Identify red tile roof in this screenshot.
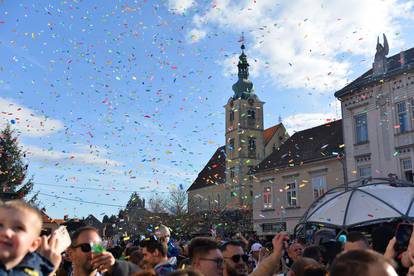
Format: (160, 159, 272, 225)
(263, 123, 283, 145)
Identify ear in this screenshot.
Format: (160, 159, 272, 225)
(29, 236, 42, 252)
(67, 248, 74, 261)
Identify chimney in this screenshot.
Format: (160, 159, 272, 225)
(400, 51, 405, 67)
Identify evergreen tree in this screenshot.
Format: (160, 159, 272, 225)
(0, 124, 33, 200)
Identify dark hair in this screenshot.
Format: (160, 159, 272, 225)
(220, 240, 243, 252)
(188, 237, 219, 260)
(303, 264, 328, 276)
(347, 231, 368, 246)
(303, 245, 323, 263)
(71, 226, 99, 246)
(140, 238, 167, 257)
(166, 269, 203, 276)
(290, 257, 318, 276)
(330, 249, 395, 276)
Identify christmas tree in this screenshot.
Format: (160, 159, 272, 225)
(0, 124, 33, 200)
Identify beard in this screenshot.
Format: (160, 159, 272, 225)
(81, 261, 95, 274)
(225, 263, 248, 276)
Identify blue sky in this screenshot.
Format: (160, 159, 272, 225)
(1, 0, 413, 219)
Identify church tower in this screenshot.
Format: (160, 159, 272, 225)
(224, 40, 265, 209)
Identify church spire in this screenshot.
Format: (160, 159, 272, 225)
(232, 33, 253, 99)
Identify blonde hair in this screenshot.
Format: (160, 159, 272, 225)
(0, 200, 43, 234)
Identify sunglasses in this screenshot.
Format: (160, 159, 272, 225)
(72, 243, 92, 253)
(199, 257, 224, 268)
(225, 254, 249, 263)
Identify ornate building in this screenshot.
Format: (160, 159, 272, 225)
(335, 34, 414, 182)
(187, 42, 287, 213)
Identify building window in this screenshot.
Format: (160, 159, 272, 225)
(286, 182, 297, 207)
(248, 137, 256, 157)
(401, 159, 413, 182)
(312, 175, 327, 199)
(216, 194, 220, 209)
(355, 114, 368, 143)
(229, 110, 234, 122)
(228, 138, 235, 152)
(230, 167, 235, 179)
(358, 165, 371, 178)
(397, 101, 408, 133)
(263, 187, 272, 209)
(247, 109, 255, 120)
(262, 222, 286, 232)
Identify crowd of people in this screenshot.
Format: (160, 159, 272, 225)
(2, 200, 414, 275)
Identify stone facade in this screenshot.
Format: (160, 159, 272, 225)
(335, 36, 414, 182)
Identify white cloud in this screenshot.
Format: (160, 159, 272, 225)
(284, 113, 338, 134)
(187, 28, 207, 43)
(23, 144, 123, 167)
(0, 97, 63, 137)
(167, 0, 195, 14)
(189, 0, 414, 92)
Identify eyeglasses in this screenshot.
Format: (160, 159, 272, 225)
(224, 254, 249, 263)
(199, 258, 224, 268)
(72, 243, 92, 253)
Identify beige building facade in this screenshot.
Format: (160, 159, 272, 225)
(252, 120, 344, 235)
(335, 35, 414, 182)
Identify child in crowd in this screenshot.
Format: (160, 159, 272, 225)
(0, 200, 60, 275)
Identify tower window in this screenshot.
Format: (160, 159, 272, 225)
(230, 110, 234, 122)
(247, 109, 255, 120)
(248, 137, 256, 158)
(230, 167, 235, 179)
(228, 138, 235, 152)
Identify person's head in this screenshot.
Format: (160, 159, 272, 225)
(343, 231, 369, 251)
(249, 243, 262, 260)
(156, 224, 171, 244)
(68, 226, 101, 274)
(130, 250, 144, 266)
(302, 264, 327, 276)
(189, 237, 223, 276)
(288, 242, 304, 262)
(165, 269, 204, 276)
(302, 245, 324, 264)
(330, 249, 397, 276)
(0, 200, 43, 269)
(220, 241, 248, 276)
(140, 238, 168, 267)
(287, 257, 318, 276)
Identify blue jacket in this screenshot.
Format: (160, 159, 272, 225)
(0, 252, 54, 276)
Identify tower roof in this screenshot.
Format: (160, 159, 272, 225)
(232, 35, 254, 100)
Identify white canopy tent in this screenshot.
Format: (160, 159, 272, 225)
(295, 178, 414, 235)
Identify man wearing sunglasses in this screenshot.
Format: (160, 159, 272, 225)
(67, 226, 140, 276)
(188, 237, 224, 276)
(221, 241, 248, 276)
